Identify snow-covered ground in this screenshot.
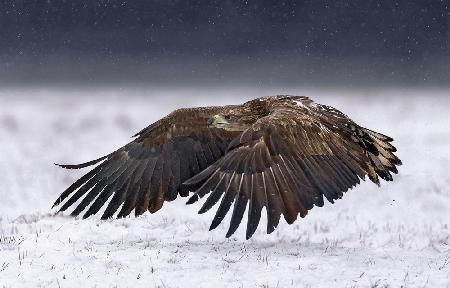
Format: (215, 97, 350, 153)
(0, 87, 449, 287)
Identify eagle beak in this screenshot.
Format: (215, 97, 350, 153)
(208, 115, 229, 128)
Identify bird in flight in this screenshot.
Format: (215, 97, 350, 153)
(53, 95, 401, 239)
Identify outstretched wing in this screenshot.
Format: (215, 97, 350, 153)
(53, 107, 238, 219)
(186, 99, 401, 239)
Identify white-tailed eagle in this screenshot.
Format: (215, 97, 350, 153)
(53, 95, 401, 239)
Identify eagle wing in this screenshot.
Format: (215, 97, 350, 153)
(186, 99, 401, 239)
(53, 107, 238, 219)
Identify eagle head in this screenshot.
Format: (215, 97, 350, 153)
(207, 109, 263, 132)
(207, 114, 247, 131)
(207, 98, 273, 131)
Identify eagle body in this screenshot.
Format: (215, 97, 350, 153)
(54, 96, 401, 239)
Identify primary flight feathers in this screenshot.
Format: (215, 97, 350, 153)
(53, 95, 401, 239)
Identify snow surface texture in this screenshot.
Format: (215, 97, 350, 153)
(0, 87, 449, 287)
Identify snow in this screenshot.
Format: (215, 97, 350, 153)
(0, 87, 449, 287)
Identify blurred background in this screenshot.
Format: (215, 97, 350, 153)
(0, 1, 449, 216)
(0, 0, 449, 87)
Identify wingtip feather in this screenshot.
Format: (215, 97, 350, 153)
(55, 155, 109, 170)
(186, 194, 199, 205)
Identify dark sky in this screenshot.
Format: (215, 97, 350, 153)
(0, 0, 449, 86)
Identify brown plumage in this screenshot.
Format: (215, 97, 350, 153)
(53, 95, 401, 239)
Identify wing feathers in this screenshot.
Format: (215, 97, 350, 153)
(226, 174, 249, 238)
(134, 159, 157, 215)
(68, 158, 130, 215)
(117, 180, 141, 218)
(61, 156, 128, 214)
(209, 172, 241, 230)
(246, 173, 265, 239)
(101, 177, 132, 219)
(86, 160, 140, 218)
(198, 173, 227, 214)
(189, 99, 400, 239)
(83, 184, 115, 219)
(52, 163, 105, 208)
(54, 109, 234, 219)
(271, 165, 299, 224)
(70, 179, 107, 217)
(264, 170, 283, 234)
